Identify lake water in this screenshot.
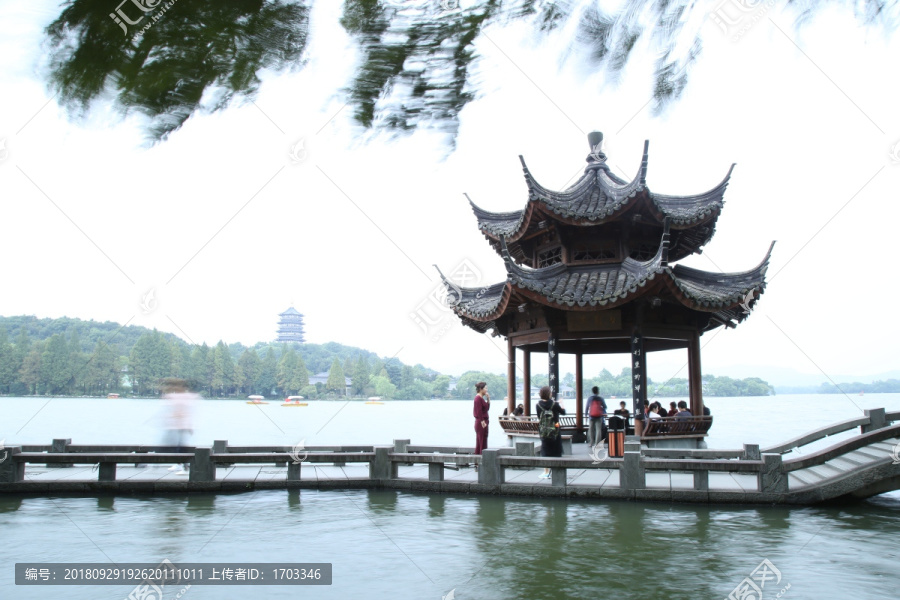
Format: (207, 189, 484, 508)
(3, 394, 900, 599)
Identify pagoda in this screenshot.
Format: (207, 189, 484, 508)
(438, 132, 773, 441)
(276, 307, 306, 343)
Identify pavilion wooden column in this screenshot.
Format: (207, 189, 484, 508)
(688, 331, 705, 416)
(575, 352, 584, 434)
(507, 337, 516, 416)
(548, 331, 559, 401)
(523, 349, 532, 416)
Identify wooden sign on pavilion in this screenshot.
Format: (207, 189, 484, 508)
(438, 132, 773, 444)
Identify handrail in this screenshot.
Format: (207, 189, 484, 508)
(13, 451, 375, 465)
(407, 445, 476, 454)
(761, 416, 869, 454)
(782, 423, 900, 472)
(643, 449, 745, 459)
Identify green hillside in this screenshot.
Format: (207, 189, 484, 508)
(0, 315, 441, 399)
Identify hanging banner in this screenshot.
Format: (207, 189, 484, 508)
(631, 331, 646, 424)
(548, 332, 559, 401)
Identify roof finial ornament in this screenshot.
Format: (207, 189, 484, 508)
(587, 131, 607, 164)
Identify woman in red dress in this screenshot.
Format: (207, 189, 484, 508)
(473, 381, 490, 455)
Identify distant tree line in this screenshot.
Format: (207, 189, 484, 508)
(817, 379, 900, 394)
(0, 315, 782, 400)
(0, 316, 444, 399)
(449, 368, 774, 400)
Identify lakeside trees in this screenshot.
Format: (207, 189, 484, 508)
(0, 316, 808, 399)
(0, 317, 441, 399)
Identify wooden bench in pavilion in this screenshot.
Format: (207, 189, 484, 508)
(643, 416, 713, 437)
(499, 415, 712, 449)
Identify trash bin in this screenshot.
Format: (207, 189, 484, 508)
(607, 416, 625, 458)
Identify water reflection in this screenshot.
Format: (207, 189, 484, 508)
(287, 489, 301, 509)
(366, 489, 398, 513)
(427, 494, 445, 518)
(186, 494, 215, 513)
(0, 497, 22, 513)
(96, 495, 115, 511)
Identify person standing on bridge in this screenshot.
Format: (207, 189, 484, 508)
(536, 385, 566, 479)
(162, 378, 199, 475)
(584, 386, 607, 447)
(473, 381, 490, 455)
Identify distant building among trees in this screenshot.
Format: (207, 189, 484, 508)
(276, 307, 306, 343)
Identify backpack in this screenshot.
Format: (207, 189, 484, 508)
(539, 403, 559, 439)
(589, 396, 604, 418)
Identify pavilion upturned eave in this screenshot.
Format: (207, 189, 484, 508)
(469, 157, 732, 253)
(437, 240, 774, 328)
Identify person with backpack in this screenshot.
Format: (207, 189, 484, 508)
(584, 386, 607, 447)
(536, 385, 566, 479)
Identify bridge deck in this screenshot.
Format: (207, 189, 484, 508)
(2, 409, 899, 505)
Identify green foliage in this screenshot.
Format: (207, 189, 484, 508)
(277, 347, 310, 396)
(351, 355, 371, 396)
(326, 357, 345, 395)
(46, 0, 309, 141)
(0, 315, 781, 400)
(0, 327, 18, 393)
(129, 331, 173, 396)
(38, 1, 900, 143)
(370, 374, 396, 399)
(453, 371, 508, 399)
(817, 379, 900, 394)
(41, 334, 71, 395)
(432, 374, 450, 398)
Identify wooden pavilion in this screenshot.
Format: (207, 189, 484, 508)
(438, 132, 773, 443)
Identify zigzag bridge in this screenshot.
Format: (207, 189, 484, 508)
(1, 408, 899, 505)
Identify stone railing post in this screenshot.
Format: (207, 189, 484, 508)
(0, 447, 24, 483)
(862, 408, 886, 434)
(287, 460, 302, 481)
(98, 463, 117, 481)
(478, 449, 503, 485)
(693, 470, 709, 491)
(621, 450, 645, 490)
(49, 438, 72, 468)
(550, 466, 567, 487)
(189, 448, 215, 482)
(759, 453, 787, 493)
(393, 439, 410, 453)
(743, 444, 761, 460)
(515, 442, 536, 457)
(428, 462, 444, 482)
(213, 440, 233, 468)
(370, 446, 395, 481)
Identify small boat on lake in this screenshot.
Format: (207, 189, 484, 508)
(246, 395, 268, 405)
(282, 396, 308, 407)
(365, 396, 384, 405)
(107, 393, 120, 399)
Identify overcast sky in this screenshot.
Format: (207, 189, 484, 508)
(1, 1, 898, 386)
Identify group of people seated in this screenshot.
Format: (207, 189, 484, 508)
(502, 398, 709, 422)
(648, 400, 695, 420)
(501, 402, 525, 418)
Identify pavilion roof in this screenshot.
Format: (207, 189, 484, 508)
(469, 140, 732, 258)
(437, 239, 774, 331)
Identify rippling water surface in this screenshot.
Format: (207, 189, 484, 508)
(3, 394, 900, 599)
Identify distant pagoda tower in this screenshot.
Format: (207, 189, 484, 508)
(276, 307, 306, 343)
(438, 132, 774, 443)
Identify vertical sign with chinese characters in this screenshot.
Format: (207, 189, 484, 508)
(548, 332, 559, 401)
(631, 331, 646, 421)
